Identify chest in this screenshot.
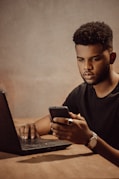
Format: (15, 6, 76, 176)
(84, 88, 119, 133)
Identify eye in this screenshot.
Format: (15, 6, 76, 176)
(77, 57, 84, 62)
(92, 56, 101, 61)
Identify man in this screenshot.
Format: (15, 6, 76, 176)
(19, 22, 119, 166)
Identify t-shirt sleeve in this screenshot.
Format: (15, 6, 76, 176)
(62, 86, 81, 114)
(63, 83, 87, 114)
(63, 92, 77, 113)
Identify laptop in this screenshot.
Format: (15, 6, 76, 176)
(0, 91, 71, 155)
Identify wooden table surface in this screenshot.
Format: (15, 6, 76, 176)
(0, 118, 118, 179)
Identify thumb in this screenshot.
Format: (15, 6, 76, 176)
(69, 112, 85, 121)
(69, 112, 77, 119)
(77, 113, 85, 121)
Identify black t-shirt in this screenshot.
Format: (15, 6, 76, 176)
(63, 82, 119, 149)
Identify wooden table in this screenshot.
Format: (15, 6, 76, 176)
(0, 118, 118, 179)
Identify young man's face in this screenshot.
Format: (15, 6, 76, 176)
(75, 44, 112, 85)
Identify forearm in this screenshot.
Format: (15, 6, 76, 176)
(93, 136, 119, 166)
(35, 115, 51, 136)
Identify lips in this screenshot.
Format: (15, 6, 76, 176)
(83, 72, 94, 79)
(83, 71, 94, 76)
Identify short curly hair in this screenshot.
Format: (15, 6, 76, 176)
(73, 21, 113, 50)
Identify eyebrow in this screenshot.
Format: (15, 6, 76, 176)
(77, 54, 102, 59)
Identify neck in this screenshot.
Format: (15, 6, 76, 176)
(93, 71, 119, 98)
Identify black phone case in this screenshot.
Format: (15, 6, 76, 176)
(49, 106, 70, 120)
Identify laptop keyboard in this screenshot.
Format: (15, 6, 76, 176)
(20, 138, 70, 150)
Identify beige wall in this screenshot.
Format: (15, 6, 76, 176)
(0, 0, 119, 118)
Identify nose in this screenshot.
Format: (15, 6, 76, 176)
(84, 59, 93, 70)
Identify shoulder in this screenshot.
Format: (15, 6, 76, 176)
(63, 82, 87, 112)
(72, 82, 89, 93)
(67, 82, 88, 98)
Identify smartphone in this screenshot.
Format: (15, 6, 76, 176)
(49, 106, 70, 121)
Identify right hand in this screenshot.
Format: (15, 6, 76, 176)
(18, 123, 40, 139)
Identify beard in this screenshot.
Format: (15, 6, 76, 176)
(81, 64, 110, 86)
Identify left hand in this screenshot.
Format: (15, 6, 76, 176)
(17, 123, 40, 139)
(51, 112, 92, 145)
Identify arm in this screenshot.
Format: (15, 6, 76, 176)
(93, 136, 119, 166)
(35, 115, 51, 135)
(51, 112, 119, 166)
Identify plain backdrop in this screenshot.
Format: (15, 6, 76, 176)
(0, 0, 119, 118)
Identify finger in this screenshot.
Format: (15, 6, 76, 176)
(23, 124, 30, 139)
(69, 112, 85, 121)
(53, 117, 69, 125)
(50, 122, 53, 131)
(51, 122, 70, 132)
(51, 122, 63, 132)
(77, 113, 85, 121)
(52, 128, 71, 140)
(66, 118, 73, 126)
(30, 123, 41, 139)
(36, 132, 40, 138)
(30, 124, 37, 139)
(18, 125, 29, 139)
(53, 117, 74, 126)
(69, 112, 78, 119)
(18, 126, 23, 138)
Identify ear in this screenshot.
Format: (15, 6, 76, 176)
(110, 52, 116, 64)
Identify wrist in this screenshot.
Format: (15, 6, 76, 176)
(86, 131, 98, 149)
